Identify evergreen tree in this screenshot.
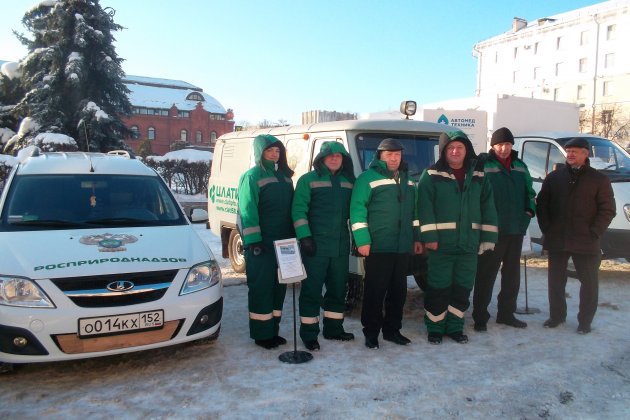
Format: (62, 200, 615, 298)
(0, 63, 24, 134)
(6, 0, 132, 154)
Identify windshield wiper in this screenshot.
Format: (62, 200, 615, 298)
(9, 219, 89, 228)
(86, 217, 158, 226)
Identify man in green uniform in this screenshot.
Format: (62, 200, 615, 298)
(473, 127, 536, 332)
(292, 141, 355, 351)
(418, 130, 498, 345)
(238, 134, 294, 349)
(350, 138, 422, 350)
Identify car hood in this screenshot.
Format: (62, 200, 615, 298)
(0, 225, 213, 279)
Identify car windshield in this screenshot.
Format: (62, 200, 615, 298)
(353, 132, 440, 181)
(557, 137, 630, 179)
(0, 174, 186, 231)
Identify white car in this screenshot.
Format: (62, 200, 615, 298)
(0, 150, 222, 372)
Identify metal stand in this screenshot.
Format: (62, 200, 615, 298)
(516, 255, 541, 315)
(279, 283, 312, 364)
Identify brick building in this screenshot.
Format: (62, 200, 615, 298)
(122, 75, 234, 155)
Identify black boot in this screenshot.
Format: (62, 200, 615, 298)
(447, 332, 469, 344)
(273, 335, 287, 345)
(496, 316, 527, 328)
(364, 336, 379, 349)
(323, 331, 355, 341)
(303, 339, 320, 351)
(255, 338, 279, 349)
(428, 332, 442, 345)
(383, 331, 411, 345)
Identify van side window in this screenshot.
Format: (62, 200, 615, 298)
(521, 141, 549, 181)
(285, 138, 308, 173)
(547, 146, 565, 174)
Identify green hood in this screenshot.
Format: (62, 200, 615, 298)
(313, 141, 355, 181)
(253, 134, 294, 178)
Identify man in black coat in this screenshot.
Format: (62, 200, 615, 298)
(536, 137, 615, 334)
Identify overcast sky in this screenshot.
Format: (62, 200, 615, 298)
(0, 0, 605, 124)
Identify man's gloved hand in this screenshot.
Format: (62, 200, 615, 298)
(478, 242, 495, 255)
(300, 237, 317, 257)
(249, 242, 265, 256)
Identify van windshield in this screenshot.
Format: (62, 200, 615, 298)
(354, 132, 440, 181)
(0, 174, 187, 231)
(557, 137, 630, 180)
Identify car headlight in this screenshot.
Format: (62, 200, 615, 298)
(179, 261, 222, 295)
(0, 276, 56, 308)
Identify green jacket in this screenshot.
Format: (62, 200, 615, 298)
(479, 150, 536, 235)
(417, 130, 498, 254)
(292, 142, 354, 257)
(238, 134, 294, 246)
(350, 158, 419, 254)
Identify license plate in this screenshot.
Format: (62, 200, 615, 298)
(78, 310, 164, 338)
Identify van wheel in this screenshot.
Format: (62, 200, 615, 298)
(0, 362, 14, 374)
(228, 230, 246, 273)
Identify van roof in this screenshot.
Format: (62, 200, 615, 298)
(15, 152, 156, 176)
(514, 131, 610, 141)
(220, 119, 454, 140)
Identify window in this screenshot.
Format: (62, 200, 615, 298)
(533, 67, 541, 80)
(210, 131, 217, 143)
(513, 70, 519, 83)
(534, 42, 539, 55)
(579, 58, 588, 73)
(178, 111, 190, 118)
(553, 88, 561, 101)
(605, 53, 615, 69)
(606, 24, 616, 40)
(210, 114, 225, 121)
(603, 81, 613, 96)
(520, 141, 563, 181)
(547, 146, 565, 174)
(556, 36, 563, 50)
(555, 62, 564, 77)
(577, 84, 586, 100)
(580, 30, 589, 46)
(195, 130, 202, 143)
(513, 47, 518, 59)
(180, 129, 188, 142)
(130, 126, 139, 139)
(147, 127, 155, 140)
(186, 92, 205, 102)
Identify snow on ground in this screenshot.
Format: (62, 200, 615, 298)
(0, 225, 628, 418)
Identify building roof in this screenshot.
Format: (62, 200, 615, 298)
(123, 75, 227, 114)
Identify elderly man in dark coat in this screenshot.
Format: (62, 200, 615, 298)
(536, 137, 615, 334)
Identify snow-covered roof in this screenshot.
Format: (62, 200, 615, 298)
(124, 75, 200, 90)
(146, 148, 212, 163)
(124, 76, 227, 114)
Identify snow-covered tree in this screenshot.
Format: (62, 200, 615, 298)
(5, 0, 132, 154)
(0, 62, 24, 134)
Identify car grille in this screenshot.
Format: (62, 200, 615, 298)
(50, 270, 178, 308)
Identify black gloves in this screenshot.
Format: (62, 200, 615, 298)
(300, 237, 317, 257)
(249, 242, 265, 256)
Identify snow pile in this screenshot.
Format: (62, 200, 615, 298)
(4, 117, 40, 149)
(0, 61, 21, 80)
(32, 132, 76, 147)
(84, 101, 109, 121)
(16, 145, 40, 162)
(0, 127, 16, 146)
(147, 148, 213, 163)
(0, 154, 18, 166)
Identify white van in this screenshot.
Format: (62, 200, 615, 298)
(513, 132, 630, 261)
(207, 114, 455, 296)
(0, 150, 222, 372)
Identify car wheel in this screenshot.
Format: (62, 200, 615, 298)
(228, 229, 246, 273)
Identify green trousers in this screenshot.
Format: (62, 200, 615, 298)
(424, 250, 477, 335)
(299, 254, 348, 341)
(245, 248, 287, 340)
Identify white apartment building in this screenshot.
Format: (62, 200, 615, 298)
(472, 1, 630, 138)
